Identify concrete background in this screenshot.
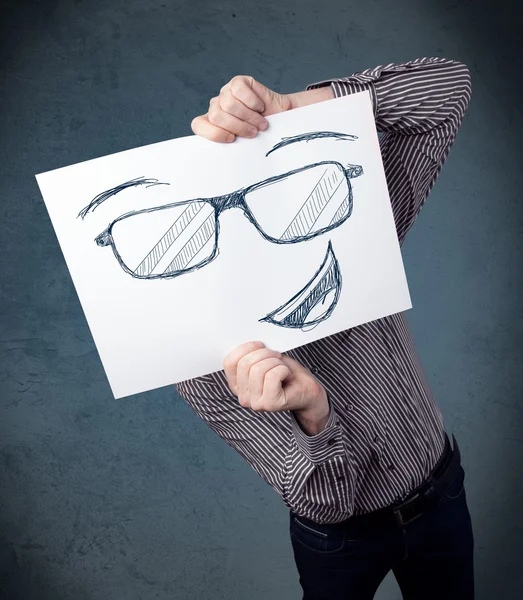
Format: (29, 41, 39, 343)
(1, 0, 521, 598)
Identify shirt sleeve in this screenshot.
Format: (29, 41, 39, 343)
(289, 396, 341, 464)
(174, 374, 355, 521)
(306, 57, 472, 244)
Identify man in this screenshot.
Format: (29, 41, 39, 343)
(175, 57, 473, 599)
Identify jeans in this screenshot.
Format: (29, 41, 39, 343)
(290, 465, 474, 600)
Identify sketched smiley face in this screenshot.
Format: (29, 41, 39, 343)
(79, 131, 364, 330)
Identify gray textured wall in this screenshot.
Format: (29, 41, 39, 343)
(1, 1, 521, 598)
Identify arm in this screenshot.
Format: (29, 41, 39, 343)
(174, 360, 353, 520)
(304, 57, 472, 243)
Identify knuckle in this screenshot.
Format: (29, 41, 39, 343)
(230, 75, 247, 94)
(242, 112, 257, 126)
(207, 110, 221, 126)
(220, 95, 235, 112)
(250, 362, 264, 378)
(230, 82, 242, 96)
(238, 396, 249, 408)
(230, 75, 243, 85)
(264, 367, 278, 382)
(236, 355, 248, 371)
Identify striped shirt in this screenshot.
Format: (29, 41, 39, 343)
(175, 57, 472, 524)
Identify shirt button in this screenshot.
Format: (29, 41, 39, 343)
(311, 366, 320, 375)
(327, 438, 335, 446)
(347, 404, 354, 410)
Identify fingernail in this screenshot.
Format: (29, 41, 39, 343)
(259, 120, 268, 131)
(227, 134, 235, 143)
(247, 127, 257, 137)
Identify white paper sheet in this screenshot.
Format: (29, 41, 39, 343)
(36, 91, 412, 399)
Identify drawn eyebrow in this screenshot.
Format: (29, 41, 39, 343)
(77, 176, 170, 219)
(265, 131, 358, 157)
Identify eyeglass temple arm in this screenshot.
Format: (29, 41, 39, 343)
(344, 163, 364, 179)
(95, 229, 113, 247)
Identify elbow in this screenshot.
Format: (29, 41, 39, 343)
(454, 61, 472, 112)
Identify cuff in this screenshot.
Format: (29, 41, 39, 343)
(289, 399, 345, 465)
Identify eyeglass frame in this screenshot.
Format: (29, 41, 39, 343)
(94, 160, 363, 280)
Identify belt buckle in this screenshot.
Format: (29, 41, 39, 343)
(393, 493, 423, 526)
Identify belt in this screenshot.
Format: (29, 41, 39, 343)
(351, 433, 461, 528)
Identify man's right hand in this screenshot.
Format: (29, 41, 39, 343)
(191, 75, 293, 143)
(223, 341, 331, 435)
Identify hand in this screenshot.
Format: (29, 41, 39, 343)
(223, 341, 330, 435)
(191, 75, 334, 143)
(191, 75, 292, 143)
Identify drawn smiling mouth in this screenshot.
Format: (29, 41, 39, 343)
(259, 241, 342, 331)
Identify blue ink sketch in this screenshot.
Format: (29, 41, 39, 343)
(259, 241, 342, 331)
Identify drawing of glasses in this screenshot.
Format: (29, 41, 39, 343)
(94, 160, 363, 280)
